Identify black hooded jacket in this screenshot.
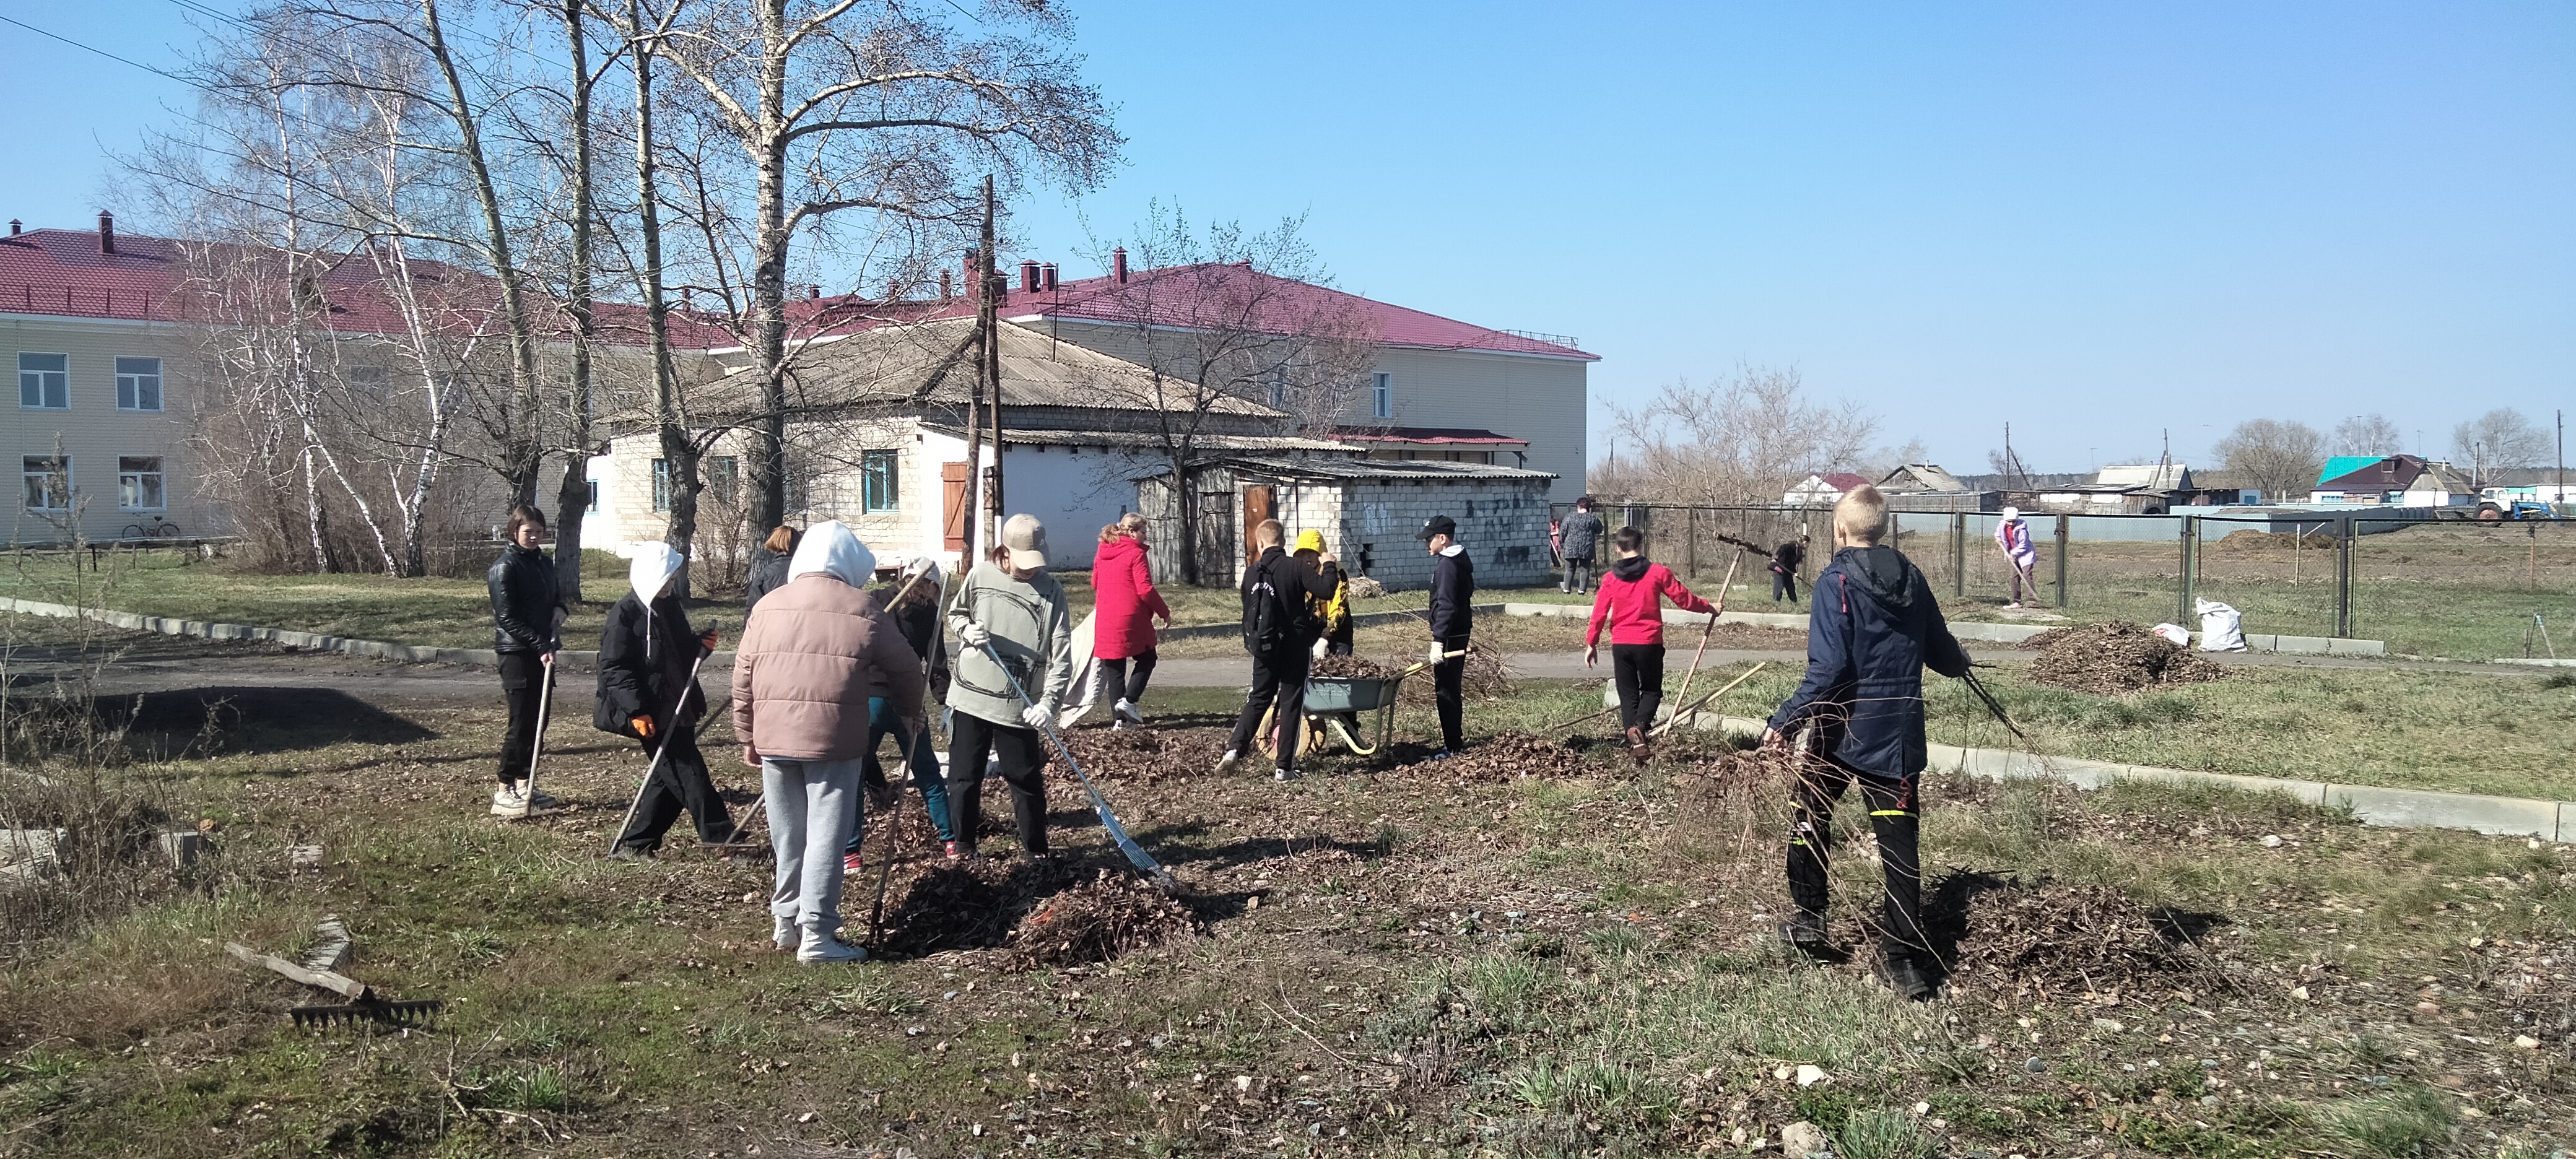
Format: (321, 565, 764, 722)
(1766, 545, 1970, 779)
(593, 593, 710, 737)
(1427, 547, 1475, 643)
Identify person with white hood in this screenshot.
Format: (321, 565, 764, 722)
(946, 514, 1074, 860)
(597, 544, 736, 856)
(1994, 506, 2039, 609)
(733, 521, 925, 961)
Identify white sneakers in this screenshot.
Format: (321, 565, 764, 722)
(772, 916, 797, 951)
(1215, 749, 1242, 773)
(1113, 698, 1145, 726)
(489, 781, 559, 816)
(797, 927, 867, 963)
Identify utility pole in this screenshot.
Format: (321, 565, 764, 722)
(2557, 409, 2564, 506)
(962, 239, 985, 568)
(980, 175, 1004, 548)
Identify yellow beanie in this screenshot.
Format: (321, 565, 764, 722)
(1293, 529, 1325, 553)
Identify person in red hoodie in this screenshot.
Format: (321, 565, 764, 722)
(1090, 513, 1172, 728)
(1583, 526, 1717, 760)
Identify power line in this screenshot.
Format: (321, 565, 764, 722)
(0, 12, 202, 89)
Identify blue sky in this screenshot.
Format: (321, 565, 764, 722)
(3, 1, 2569, 474)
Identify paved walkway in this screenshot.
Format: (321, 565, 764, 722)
(1152, 647, 2550, 687)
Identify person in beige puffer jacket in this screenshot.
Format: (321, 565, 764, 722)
(734, 520, 924, 962)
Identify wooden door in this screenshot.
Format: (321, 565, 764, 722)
(1242, 485, 1274, 568)
(941, 462, 970, 552)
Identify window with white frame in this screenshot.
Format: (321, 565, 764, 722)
(1371, 372, 1391, 420)
(116, 357, 163, 411)
(1267, 368, 1287, 409)
(22, 456, 71, 510)
(708, 456, 740, 506)
(20, 353, 67, 410)
(859, 449, 899, 513)
(118, 456, 165, 510)
(651, 458, 671, 512)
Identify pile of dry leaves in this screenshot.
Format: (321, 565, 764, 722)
(1060, 726, 1227, 782)
(1399, 731, 1594, 782)
(1310, 654, 1395, 680)
(1007, 869, 1201, 968)
(2023, 621, 2229, 695)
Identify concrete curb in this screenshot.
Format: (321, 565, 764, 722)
(1507, 602, 2383, 655)
(1605, 684, 2575, 843)
(0, 596, 653, 671)
(2496, 658, 2576, 668)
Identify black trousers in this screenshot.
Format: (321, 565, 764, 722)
(947, 711, 1050, 856)
(1324, 627, 1354, 657)
(1097, 649, 1158, 705)
(1226, 648, 1312, 772)
(616, 721, 737, 850)
(1786, 761, 1926, 965)
(1610, 643, 1664, 733)
(1771, 566, 1798, 603)
(497, 653, 551, 784)
(1432, 636, 1467, 752)
(1561, 556, 1595, 593)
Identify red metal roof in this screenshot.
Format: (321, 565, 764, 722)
(1800, 472, 1871, 492)
(1329, 425, 1529, 446)
(886, 262, 1598, 360)
(0, 225, 739, 348)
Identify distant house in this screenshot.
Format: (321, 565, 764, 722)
(1783, 471, 1872, 507)
(2308, 454, 2474, 507)
(1878, 463, 1968, 493)
(2032, 462, 2193, 515)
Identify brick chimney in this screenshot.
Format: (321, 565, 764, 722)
(1040, 263, 1057, 292)
(7, 220, 18, 236)
(939, 269, 953, 300)
(1019, 259, 1040, 294)
(1112, 246, 1128, 284)
(97, 211, 115, 254)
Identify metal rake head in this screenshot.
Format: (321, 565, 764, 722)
(290, 999, 443, 1029)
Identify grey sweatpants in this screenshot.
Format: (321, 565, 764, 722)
(762, 757, 862, 932)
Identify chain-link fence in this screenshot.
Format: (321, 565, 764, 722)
(1552, 501, 2576, 662)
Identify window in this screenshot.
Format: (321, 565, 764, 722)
(345, 365, 386, 397)
(1267, 369, 1287, 409)
(1371, 372, 1391, 420)
(860, 449, 899, 513)
(708, 456, 740, 507)
(118, 456, 164, 510)
(22, 456, 70, 511)
(116, 357, 162, 411)
(651, 458, 671, 512)
(585, 477, 599, 513)
(19, 354, 67, 410)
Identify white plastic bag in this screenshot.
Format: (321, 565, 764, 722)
(2195, 598, 2246, 652)
(2151, 623, 2191, 647)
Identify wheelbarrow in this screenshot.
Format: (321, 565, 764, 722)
(1256, 652, 1458, 763)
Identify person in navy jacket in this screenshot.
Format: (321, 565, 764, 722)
(1762, 484, 1970, 1001)
(1419, 514, 1474, 758)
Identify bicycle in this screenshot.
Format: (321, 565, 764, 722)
(121, 515, 183, 540)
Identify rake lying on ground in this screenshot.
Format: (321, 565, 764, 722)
(228, 918, 443, 1030)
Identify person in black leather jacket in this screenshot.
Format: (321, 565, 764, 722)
(745, 526, 799, 614)
(487, 504, 563, 815)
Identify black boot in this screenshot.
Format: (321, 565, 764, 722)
(1778, 909, 1830, 956)
(1882, 953, 1936, 1002)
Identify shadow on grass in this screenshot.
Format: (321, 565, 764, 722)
(115, 685, 438, 754)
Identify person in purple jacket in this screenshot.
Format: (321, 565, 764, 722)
(1763, 484, 1971, 1001)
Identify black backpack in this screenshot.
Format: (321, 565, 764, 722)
(1243, 555, 1318, 657)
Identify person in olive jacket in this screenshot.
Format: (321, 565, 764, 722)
(598, 544, 737, 856)
(487, 504, 563, 817)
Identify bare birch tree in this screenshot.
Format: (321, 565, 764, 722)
(1595, 365, 1878, 508)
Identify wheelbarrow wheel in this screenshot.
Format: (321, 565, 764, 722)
(1254, 704, 1328, 761)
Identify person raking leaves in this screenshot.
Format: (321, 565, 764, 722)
(598, 544, 738, 857)
(1584, 525, 1717, 763)
(1761, 484, 1971, 1002)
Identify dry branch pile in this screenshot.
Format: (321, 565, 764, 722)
(1942, 878, 2227, 1002)
(2023, 622, 2228, 695)
(1007, 869, 1199, 968)
(874, 857, 1083, 958)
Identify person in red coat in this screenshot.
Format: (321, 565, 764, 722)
(1583, 526, 1717, 760)
(1091, 513, 1172, 729)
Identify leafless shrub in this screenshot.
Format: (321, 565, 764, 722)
(1595, 365, 1876, 507)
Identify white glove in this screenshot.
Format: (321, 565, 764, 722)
(1427, 641, 1447, 666)
(1020, 703, 1051, 730)
(959, 622, 991, 648)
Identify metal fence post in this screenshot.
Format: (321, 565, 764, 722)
(2177, 514, 2198, 623)
(1684, 508, 1699, 578)
(2053, 513, 2069, 609)
(1950, 511, 1967, 598)
(2335, 517, 2354, 638)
